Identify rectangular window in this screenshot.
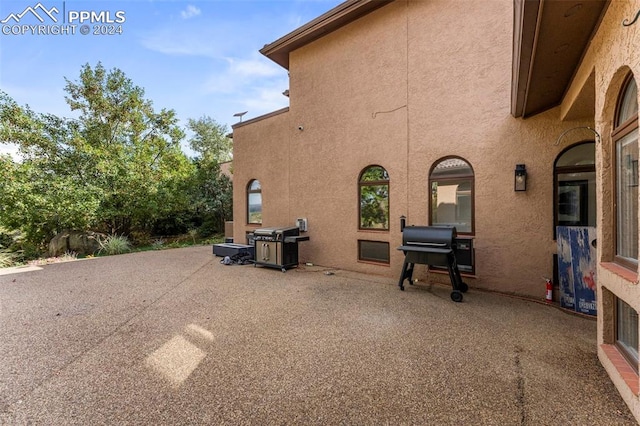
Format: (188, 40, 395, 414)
(429, 237, 475, 275)
(358, 240, 389, 264)
(360, 185, 389, 230)
(359, 166, 390, 231)
(431, 180, 472, 233)
(616, 130, 639, 267)
(617, 298, 639, 369)
(248, 193, 262, 224)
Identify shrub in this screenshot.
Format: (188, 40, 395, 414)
(0, 250, 16, 268)
(98, 234, 131, 255)
(60, 251, 78, 262)
(0, 229, 14, 249)
(129, 230, 152, 247)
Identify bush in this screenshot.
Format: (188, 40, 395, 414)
(98, 234, 131, 255)
(0, 250, 16, 268)
(129, 230, 152, 247)
(197, 217, 221, 238)
(0, 229, 13, 249)
(60, 251, 78, 262)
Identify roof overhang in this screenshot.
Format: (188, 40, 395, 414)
(511, 0, 609, 118)
(260, 0, 395, 69)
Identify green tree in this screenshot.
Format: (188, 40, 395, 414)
(0, 63, 196, 253)
(0, 93, 102, 253)
(64, 62, 193, 234)
(185, 116, 233, 235)
(0, 63, 238, 255)
(359, 166, 389, 229)
(187, 116, 232, 163)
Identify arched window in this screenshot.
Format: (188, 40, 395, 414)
(247, 179, 262, 224)
(614, 75, 638, 270)
(429, 157, 474, 234)
(554, 142, 596, 233)
(358, 165, 389, 230)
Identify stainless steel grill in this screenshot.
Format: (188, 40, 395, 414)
(398, 225, 468, 302)
(253, 226, 309, 272)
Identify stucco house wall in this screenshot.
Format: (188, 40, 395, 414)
(233, 0, 592, 298)
(233, 108, 291, 240)
(232, 0, 640, 420)
(561, 0, 640, 419)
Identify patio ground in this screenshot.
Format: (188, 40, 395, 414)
(0, 245, 635, 424)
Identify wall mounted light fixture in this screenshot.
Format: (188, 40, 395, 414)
(515, 164, 527, 191)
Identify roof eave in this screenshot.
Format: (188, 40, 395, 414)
(260, 0, 395, 69)
(511, 0, 609, 119)
(511, 0, 541, 118)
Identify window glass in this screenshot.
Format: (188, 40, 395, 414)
(554, 143, 596, 229)
(614, 76, 639, 269)
(617, 298, 639, 367)
(360, 166, 389, 182)
(358, 240, 390, 264)
(616, 130, 639, 263)
(430, 157, 474, 234)
(618, 78, 638, 126)
(556, 173, 596, 227)
(556, 143, 595, 167)
(247, 179, 262, 224)
(359, 166, 389, 230)
(430, 158, 473, 179)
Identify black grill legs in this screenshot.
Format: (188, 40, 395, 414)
(397, 255, 469, 302)
(446, 253, 468, 302)
(398, 261, 414, 291)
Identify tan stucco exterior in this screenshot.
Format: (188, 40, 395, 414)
(233, 0, 640, 420)
(234, 0, 591, 295)
(562, 0, 640, 419)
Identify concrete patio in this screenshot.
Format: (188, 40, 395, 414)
(0, 245, 635, 424)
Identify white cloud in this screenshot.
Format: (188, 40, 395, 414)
(227, 57, 282, 78)
(138, 12, 285, 60)
(180, 5, 201, 19)
(199, 65, 289, 126)
(242, 83, 290, 113)
(203, 53, 284, 94)
(139, 30, 222, 57)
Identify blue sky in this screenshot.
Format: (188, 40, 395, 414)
(0, 0, 343, 157)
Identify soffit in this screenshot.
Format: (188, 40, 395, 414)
(512, 0, 609, 118)
(260, 0, 395, 69)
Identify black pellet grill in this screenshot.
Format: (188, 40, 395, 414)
(398, 226, 469, 302)
(253, 226, 309, 272)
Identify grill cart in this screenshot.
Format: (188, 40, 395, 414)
(253, 226, 309, 272)
(398, 225, 469, 302)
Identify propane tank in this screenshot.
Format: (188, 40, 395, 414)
(544, 278, 553, 303)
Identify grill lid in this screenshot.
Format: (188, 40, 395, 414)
(253, 226, 300, 237)
(402, 226, 457, 247)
